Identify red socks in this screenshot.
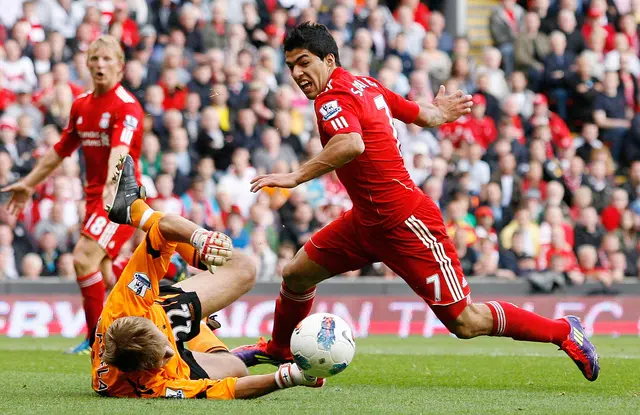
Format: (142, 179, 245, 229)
(485, 301, 570, 346)
(269, 283, 316, 353)
(78, 271, 105, 339)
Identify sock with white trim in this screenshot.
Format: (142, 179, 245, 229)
(270, 283, 316, 354)
(130, 199, 163, 232)
(78, 271, 105, 340)
(485, 301, 570, 346)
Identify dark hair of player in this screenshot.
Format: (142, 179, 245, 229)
(283, 22, 342, 67)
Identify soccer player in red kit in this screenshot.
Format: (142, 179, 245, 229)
(2, 36, 144, 355)
(233, 23, 599, 381)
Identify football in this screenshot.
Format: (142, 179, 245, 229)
(290, 313, 356, 378)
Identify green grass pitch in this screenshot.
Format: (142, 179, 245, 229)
(0, 336, 638, 414)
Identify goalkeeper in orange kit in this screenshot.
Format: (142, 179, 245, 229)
(91, 155, 324, 399)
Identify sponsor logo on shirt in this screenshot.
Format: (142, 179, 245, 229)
(127, 272, 151, 297)
(319, 100, 342, 121)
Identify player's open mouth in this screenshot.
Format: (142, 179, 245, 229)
(299, 81, 312, 92)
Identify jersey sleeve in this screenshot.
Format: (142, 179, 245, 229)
(104, 218, 178, 318)
(53, 99, 81, 158)
(315, 90, 363, 138)
(378, 83, 420, 124)
(144, 375, 237, 400)
(111, 102, 144, 148)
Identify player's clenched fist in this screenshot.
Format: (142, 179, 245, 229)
(190, 229, 233, 273)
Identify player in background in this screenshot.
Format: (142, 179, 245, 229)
(1, 36, 144, 355)
(92, 154, 323, 399)
(233, 23, 599, 382)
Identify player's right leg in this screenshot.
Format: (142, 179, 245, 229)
(66, 235, 108, 355)
(232, 210, 372, 367)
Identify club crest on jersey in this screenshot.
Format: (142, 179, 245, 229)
(76, 116, 83, 125)
(319, 100, 342, 121)
(99, 112, 111, 129)
(128, 272, 151, 297)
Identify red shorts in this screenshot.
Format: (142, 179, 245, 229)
(81, 199, 135, 259)
(304, 195, 471, 324)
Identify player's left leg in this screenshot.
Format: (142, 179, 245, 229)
(377, 197, 599, 381)
(172, 251, 256, 318)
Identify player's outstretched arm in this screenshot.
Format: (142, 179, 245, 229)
(0, 148, 64, 215)
(234, 363, 324, 399)
(414, 85, 473, 129)
(103, 145, 130, 203)
(250, 132, 364, 192)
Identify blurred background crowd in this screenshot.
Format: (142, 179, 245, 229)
(0, 0, 638, 285)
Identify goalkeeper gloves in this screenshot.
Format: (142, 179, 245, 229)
(190, 229, 233, 273)
(275, 363, 325, 389)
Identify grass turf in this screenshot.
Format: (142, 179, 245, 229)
(0, 336, 638, 414)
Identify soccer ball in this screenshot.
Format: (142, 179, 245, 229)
(290, 313, 356, 378)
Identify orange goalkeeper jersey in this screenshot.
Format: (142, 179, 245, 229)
(90, 221, 237, 399)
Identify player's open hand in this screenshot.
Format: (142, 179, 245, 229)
(0, 180, 34, 215)
(250, 173, 299, 193)
(191, 229, 233, 273)
(433, 85, 473, 123)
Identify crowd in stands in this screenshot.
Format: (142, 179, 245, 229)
(0, 0, 638, 285)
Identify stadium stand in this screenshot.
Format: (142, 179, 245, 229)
(0, 0, 637, 288)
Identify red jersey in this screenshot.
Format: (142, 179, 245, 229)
(53, 83, 143, 201)
(314, 67, 421, 229)
(439, 115, 497, 149)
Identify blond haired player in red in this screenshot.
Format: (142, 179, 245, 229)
(92, 154, 323, 399)
(2, 36, 144, 354)
(233, 23, 599, 382)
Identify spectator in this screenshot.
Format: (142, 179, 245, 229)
(514, 12, 550, 92)
(153, 173, 184, 216)
(543, 31, 574, 119)
(490, 0, 524, 75)
(593, 71, 631, 161)
(159, 67, 189, 110)
(454, 227, 478, 277)
(574, 206, 605, 252)
(226, 210, 250, 249)
(218, 148, 257, 217)
(0, 39, 37, 94)
(510, 70, 536, 118)
(474, 73, 502, 123)
(473, 237, 500, 277)
(181, 176, 219, 230)
(252, 127, 299, 175)
(604, 32, 640, 75)
(33, 201, 71, 250)
(183, 92, 202, 142)
(576, 244, 612, 286)
(557, 8, 585, 56)
(0, 117, 35, 176)
(280, 202, 316, 251)
(459, 143, 491, 195)
(57, 252, 76, 281)
(491, 153, 522, 210)
(389, 5, 425, 57)
(4, 87, 43, 134)
(159, 152, 191, 196)
(500, 206, 541, 257)
(585, 159, 614, 212)
(39, 231, 61, 277)
(21, 253, 44, 280)
(477, 47, 510, 100)
(428, 11, 453, 54)
(530, 93, 572, 150)
(232, 108, 262, 152)
(601, 188, 630, 232)
(498, 230, 537, 277)
(44, 84, 73, 132)
(246, 228, 278, 282)
(0, 223, 19, 279)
